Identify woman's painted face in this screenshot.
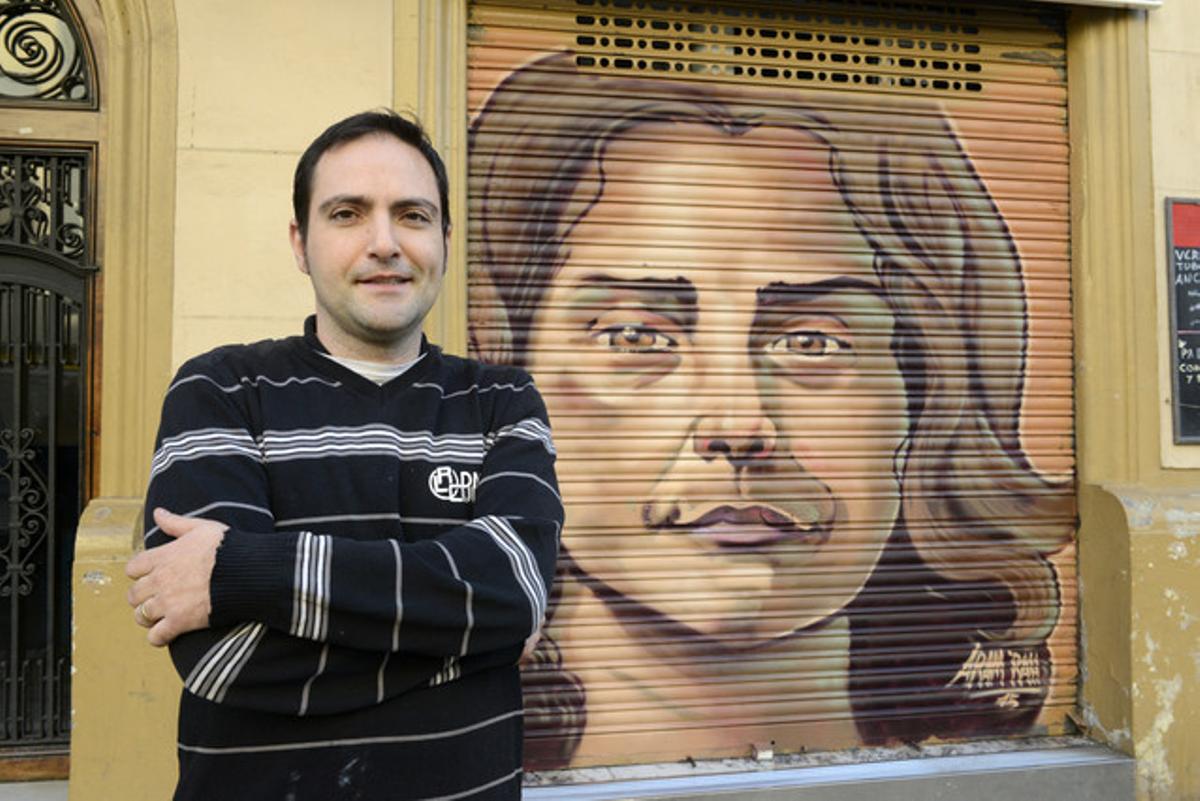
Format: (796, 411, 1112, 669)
(526, 124, 910, 646)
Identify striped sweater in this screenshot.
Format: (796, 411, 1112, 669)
(143, 318, 562, 800)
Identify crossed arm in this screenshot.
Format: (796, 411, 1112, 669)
(125, 359, 561, 713)
(126, 506, 555, 658)
(127, 508, 225, 646)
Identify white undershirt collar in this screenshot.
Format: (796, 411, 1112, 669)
(320, 351, 426, 386)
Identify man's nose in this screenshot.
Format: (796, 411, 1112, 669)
(366, 213, 401, 261)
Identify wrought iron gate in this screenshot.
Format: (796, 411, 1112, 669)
(0, 148, 93, 745)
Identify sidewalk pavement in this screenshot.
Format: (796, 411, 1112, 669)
(0, 782, 66, 800)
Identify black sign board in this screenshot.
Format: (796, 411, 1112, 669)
(1168, 198, 1200, 443)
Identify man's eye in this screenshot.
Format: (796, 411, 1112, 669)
(330, 208, 358, 222)
(764, 330, 850, 359)
(592, 324, 678, 353)
(400, 209, 432, 223)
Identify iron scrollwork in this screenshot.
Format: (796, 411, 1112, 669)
(0, 427, 48, 598)
(0, 149, 89, 264)
(0, 0, 91, 103)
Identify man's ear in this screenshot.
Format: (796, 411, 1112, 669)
(441, 225, 451, 275)
(289, 219, 308, 275)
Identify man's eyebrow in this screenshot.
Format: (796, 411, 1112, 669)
(757, 276, 885, 306)
(569, 273, 699, 328)
(391, 197, 440, 216)
(315, 195, 440, 217)
(316, 194, 367, 215)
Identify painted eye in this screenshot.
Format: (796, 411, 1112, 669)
(765, 330, 849, 359)
(593, 324, 678, 353)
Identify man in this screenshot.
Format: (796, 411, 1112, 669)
(125, 110, 562, 800)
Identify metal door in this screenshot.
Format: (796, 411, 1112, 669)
(467, 0, 1076, 770)
(0, 148, 93, 745)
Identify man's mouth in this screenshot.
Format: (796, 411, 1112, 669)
(359, 274, 412, 285)
(649, 503, 832, 548)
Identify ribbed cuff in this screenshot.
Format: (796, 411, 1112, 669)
(210, 529, 298, 629)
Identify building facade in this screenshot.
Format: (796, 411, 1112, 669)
(0, 0, 1193, 798)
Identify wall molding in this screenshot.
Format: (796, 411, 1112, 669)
(94, 0, 178, 497)
(394, 0, 469, 356)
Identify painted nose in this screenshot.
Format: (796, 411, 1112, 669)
(693, 404, 778, 467)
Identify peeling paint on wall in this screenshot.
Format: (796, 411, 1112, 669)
(1164, 508, 1200, 538)
(1159, 588, 1200, 632)
(1167, 539, 1189, 560)
(1105, 487, 1200, 538)
(1143, 634, 1159, 671)
(1111, 490, 1157, 529)
(1076, 698, 1132, 750)
(81, 570, 112, 587)
(1135, 675, 1182, 799)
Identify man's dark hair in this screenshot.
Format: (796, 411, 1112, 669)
(292, 109, 451, 238)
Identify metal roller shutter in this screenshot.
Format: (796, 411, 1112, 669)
(467, 0, 1076, 771)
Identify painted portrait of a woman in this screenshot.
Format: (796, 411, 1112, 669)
(468, 53, 1075, 769)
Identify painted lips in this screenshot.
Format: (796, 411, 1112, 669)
(678, 504, 829, 547)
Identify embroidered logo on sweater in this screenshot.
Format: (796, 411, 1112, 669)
(429, 466, 478, 503)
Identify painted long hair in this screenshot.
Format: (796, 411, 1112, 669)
(469, 53, 1075, 766)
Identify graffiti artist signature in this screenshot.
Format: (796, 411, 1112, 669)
(946, 643, 1047, 709)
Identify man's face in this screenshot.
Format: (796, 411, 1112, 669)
(290, 133, 448, 361)
(527, 124, 909, 646)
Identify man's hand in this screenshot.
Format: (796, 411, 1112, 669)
(520, 629, 542, 663)
(125, 508, 228, 647)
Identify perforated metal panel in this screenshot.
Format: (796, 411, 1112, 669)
(569, 3, 993, 93)
(467, 0, 1076, 771)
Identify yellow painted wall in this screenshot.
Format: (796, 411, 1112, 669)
(1069, 2, 1150, 775)
(67, 0, 178, 795)
(71, 501, 178, 801)
(170, 0, 394, 367)
(1153, 0, 1200, 470)
(1071, 4, 1200, 800)
(1131, 4, 1200, 798)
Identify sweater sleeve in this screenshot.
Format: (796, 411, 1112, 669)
(201, 368, 563, 660)
(146, 356, 561, 716)
(143, 358, 293, 701)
